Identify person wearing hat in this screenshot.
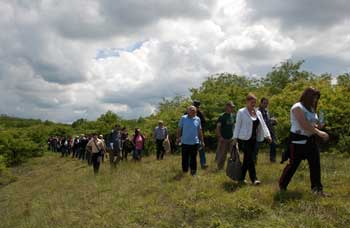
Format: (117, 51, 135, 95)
(153, 120, 168, 160)
(192, 100, 208, 169)
(215, 101, 236, 170)
(86, 133, 106, 174)
(98, 134, 107, 163)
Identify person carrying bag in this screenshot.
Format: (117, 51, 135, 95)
(226, 144, 242, 181)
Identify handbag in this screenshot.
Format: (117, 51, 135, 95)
(226, 144, 242, 181)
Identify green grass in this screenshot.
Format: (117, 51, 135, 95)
(1, 151, 350, 228)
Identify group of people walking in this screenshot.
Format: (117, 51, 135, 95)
(177, 87, 329, 196)
(48, 123, 170, 174)
(49, 87, 329, 195)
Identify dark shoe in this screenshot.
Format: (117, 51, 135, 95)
(279, 185, 287, 192)
(201, 164, 208, 169)
(239, 180, 248, 185)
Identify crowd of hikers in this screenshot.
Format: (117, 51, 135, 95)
(48, 87, 329, 196)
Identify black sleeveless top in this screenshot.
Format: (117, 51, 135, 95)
(251, 118, 260, 140)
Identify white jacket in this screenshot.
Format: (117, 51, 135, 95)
(233, 107, 271, 142)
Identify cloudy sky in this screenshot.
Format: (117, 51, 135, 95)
(1, 0, 349, 122)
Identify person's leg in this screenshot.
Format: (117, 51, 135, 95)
(189, 145, 198, 175)
(92, 153, 98, 174)
(160, 139, 165, 159)
(87, 151, 92, 166)
(81, 149, 86, 161)
(279, 144, 303, 190)
(96, 153, 101, 173)
(117, 148, 122, 164)
(61, 147, 65, 157)
(270, 141, 277, 162)
(124, 149, 128, 160)
(253, 141, 260, 164)
(182, 145, 190, 173)
(245, 141, 257, 183)
(307, 143, 323, 191)
(109, 150, 115, 168)
(199, 143, 207, 168)
(132, 149, 137, 161)
(216, 140, 225, 169)
(239, 140, 249, 181)
(156, 140, 161, 160)
(78, 148, 82, 159)
(138, 149, 143, 161)
(217, 140, 231, 170)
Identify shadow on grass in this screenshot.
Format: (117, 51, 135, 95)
(273, 190, 303, 204)
(222, 181, 240, 193)
(173, 171, 185, 181)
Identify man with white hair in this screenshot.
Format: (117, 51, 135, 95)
(177, 105, 205, 176)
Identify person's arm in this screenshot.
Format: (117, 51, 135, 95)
(176, 128, 182, 144)
(293, 107, 329, 141)
(199, 128, 205, 147)
(176, 117, 183, 144)
(257, 111, 272, 143)
(233, 110, 242, 142)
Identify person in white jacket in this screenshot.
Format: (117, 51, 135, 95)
(233, 93, 271, 185)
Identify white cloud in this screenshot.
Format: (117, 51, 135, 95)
(0, 0, 349, 122)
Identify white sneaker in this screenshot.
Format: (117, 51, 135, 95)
(253, 180, 261, 185)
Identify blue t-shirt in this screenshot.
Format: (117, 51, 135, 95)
(178, 115, 202, 145)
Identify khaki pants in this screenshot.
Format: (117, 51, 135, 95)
(216, 139, 234, 170)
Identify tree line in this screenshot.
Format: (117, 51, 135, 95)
(1, 60, 350, 172)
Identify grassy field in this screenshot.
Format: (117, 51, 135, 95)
(1, 151, 350, 228)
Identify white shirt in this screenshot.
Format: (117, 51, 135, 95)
(290, 102, 318, 137)
(233, 107, 271, 142)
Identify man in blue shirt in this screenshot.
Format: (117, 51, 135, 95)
(177, 105, 205, 176)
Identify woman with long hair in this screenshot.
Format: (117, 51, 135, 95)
(279, 87, 329, 196)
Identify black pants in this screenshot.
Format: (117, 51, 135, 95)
(86, 151, 92, 166)
(156, 139, 165, 160)
(239, 139, 257, 183)
(61, 146, 68, 157)
(79, 148, 85, 160)
(92, 152, 102, 174)
(110, 148, 122, 168)
(279, 138, 322, 191)
(181, 144, 199, 175)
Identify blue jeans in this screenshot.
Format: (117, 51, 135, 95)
(198, 143, 206, 167)
(133, 149, 142, 161)
(254, 140, 277, 162)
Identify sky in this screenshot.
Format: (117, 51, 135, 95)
(0, 0, 349, 123)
